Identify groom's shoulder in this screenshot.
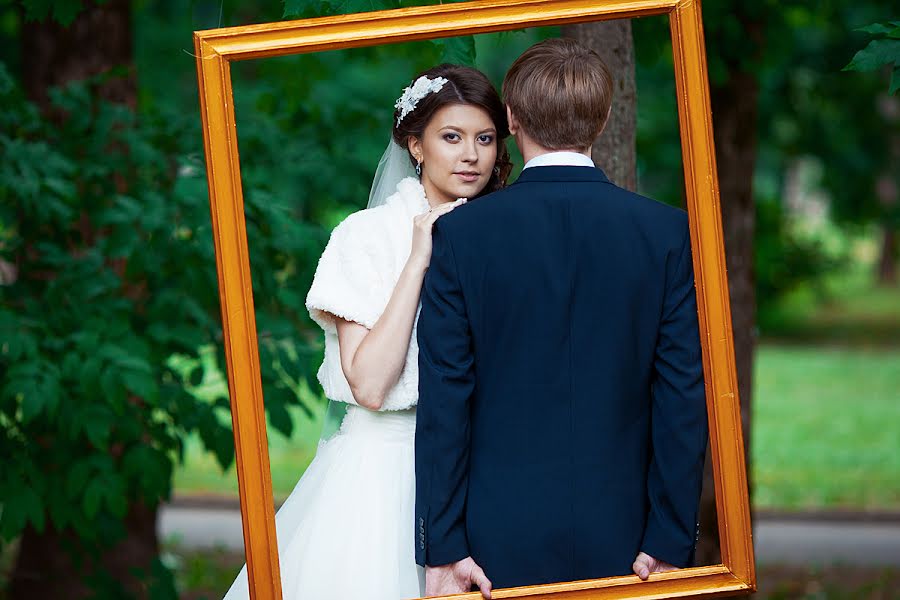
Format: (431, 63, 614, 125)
(437, 179, 688, 235)
(593, 179, 687, 234)
(434, 185, 517, 230)
(618, 187, 687, 226)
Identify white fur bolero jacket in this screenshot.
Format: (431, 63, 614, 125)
(305, 177, 430, 411)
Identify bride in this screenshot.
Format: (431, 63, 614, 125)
(223, 63, 511, 600)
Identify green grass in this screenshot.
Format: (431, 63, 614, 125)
(163, 546, 242, 600)
(752, 344, 900, 510)
(752, 255, 900, 510)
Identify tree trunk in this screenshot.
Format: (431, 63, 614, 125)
(562, 20, 637, 191)
(20, 0, 135, 111)
(9, 502, 159, 599)
(11, 2, 158, 598)
(874, 105, 899, 286)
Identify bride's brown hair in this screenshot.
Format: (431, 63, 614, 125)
(392, 64, 512, 196)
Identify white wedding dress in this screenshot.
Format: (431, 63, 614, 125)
(223, 178, 431, 600)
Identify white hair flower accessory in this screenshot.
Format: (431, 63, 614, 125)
(394, 75, 450, 125)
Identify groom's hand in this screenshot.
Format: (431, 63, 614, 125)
(425, 556, 492, 599)
(632, 551, 677, 580)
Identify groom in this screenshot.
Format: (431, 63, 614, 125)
(415, 38, 708, 597)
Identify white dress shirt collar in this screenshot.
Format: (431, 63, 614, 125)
(523, 151, 595, 170)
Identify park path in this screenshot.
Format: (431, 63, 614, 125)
(158, 501, 900, 566)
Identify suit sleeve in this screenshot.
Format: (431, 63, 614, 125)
(414, 223, 474, 567)
(641, 222, 709, 568)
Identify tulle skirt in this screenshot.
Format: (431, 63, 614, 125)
(223, 405, 424, 600)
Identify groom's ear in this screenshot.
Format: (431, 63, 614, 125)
(597, 104, 613, 137)
(506, 105, 519, 136)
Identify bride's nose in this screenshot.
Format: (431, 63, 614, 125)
(460, 139, 478, 163)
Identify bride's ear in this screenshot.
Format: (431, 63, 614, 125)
(407, 136, 423, 164)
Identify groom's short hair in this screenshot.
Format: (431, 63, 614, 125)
(503, 38, 613, 150)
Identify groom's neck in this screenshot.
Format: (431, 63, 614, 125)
(516, 132, 591, 164)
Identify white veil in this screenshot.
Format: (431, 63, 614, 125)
(367, 138, 418, 209)
(318, 138, 417, 441)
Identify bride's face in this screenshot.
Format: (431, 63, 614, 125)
(409, 103, 498, 206)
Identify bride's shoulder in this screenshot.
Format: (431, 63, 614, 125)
(392, 176, 426, 202)
(335, 177, 423, 237)
(333, 204, 390, 239)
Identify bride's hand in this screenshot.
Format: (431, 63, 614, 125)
(409, 198, 466, 269)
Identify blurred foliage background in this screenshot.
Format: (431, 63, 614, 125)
(0, 0, 898, 598)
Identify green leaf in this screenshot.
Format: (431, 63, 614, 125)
(266, 392, 294, 437)
(100, 365, 125, 410)
(47, 493, 74, 531)
(79, 356, 104, 398)
(856, 23, 895, 35)
(81, 405, 114, 450)
(0, 484, 44, 539)
(844, 39, 900, 73)
(114, 355, 152, 373)
(436, 36, 477, 67)
(3, 361, 62, 422)
(43, 176, 76, 199)
(83, 477, 105, 519)
(51, 0, 86, 26)
(125, 371, 159, 403)
(66, 460, 94, 498)
(123, 445, 171, 501)
(283, 0, 411, 19)
(283, 0, 335, 18)
(101, 472, 128, 518)
(102, 226, 138, 258)
(0, 319, 38, 361)
(20, 0, 54, 22)
(19, 390, 44, 423)
(196, 411, 234, 471)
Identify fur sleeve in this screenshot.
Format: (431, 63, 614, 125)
(305, 213, 384, 334)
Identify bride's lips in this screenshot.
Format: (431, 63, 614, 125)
(455, 171, 481, 183)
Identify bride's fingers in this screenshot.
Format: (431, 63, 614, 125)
(430, 199, 465, 218)
(425, 198, 466, 226)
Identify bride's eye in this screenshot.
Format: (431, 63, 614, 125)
(443, 133, 461, 142)
(477, 134, 495, 144)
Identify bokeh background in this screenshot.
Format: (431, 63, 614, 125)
(1, 1, 898, 598)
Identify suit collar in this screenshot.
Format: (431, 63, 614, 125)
(512, 165, 612, 185)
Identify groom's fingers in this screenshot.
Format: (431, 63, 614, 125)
(632, 553, 651, 581)
(655, 560, 678, 573)
(470, 564, 492, 599)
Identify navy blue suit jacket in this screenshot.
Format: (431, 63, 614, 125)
(414, 166, 708, 588)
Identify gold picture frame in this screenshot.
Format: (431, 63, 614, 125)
(193, 1, 755, 598)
